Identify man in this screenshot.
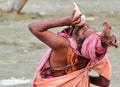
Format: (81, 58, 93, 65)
(28, 7, 118, 87)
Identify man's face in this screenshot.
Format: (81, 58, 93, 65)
(72, 25, 95, 49)
(72, 25, 88, 42)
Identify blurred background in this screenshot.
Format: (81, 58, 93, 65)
(0, 0, 120, 87)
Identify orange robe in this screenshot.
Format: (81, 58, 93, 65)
(32, 32, 111, 87)
(33, 50, 111, 87)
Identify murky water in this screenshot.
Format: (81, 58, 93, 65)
(0, 0, 120, 87)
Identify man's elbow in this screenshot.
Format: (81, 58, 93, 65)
(28, 23, 37, 34)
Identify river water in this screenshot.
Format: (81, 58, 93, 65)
(0, 0, 120, 87)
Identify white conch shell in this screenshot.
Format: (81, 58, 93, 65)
(73, 2, 86, 22)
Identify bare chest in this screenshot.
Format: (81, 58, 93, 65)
(49, 49, 68, 68)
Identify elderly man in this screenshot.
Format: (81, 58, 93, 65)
(28, 3, 118, 87)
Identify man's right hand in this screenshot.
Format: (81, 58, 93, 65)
(67, 10, 85, 27)
(101, 22, 118, 48)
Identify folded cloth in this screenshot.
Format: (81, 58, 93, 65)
(58, 32, 108, 62)
(32, 53, 111, 87)
(81, 32, 108, 62)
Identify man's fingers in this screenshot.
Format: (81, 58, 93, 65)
(71, 10, 84, 26)
(75, 20, 85, 26)
(73, 14, 82, 21)
(73, 18, 81, 25)
(72, 10, 76, 18)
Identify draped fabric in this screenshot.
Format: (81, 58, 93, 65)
(81, 32, 108, 62)
(32, 32, 111, 87)
(32, 52, 111, 87)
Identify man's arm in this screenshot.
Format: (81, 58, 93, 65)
(28, 10, 82, 50)
(28, 18, 71, 50)
(89, 75, 110, 87)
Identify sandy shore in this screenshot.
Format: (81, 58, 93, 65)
(0, 10, 42, 21)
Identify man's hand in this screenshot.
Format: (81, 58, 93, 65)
(67, 10, 85, 27)
(101, 22, 118, 48)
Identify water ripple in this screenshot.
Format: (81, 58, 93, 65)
(0, 77, 31, 86)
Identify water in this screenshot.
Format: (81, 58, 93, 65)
(0, 0, 120, 87)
